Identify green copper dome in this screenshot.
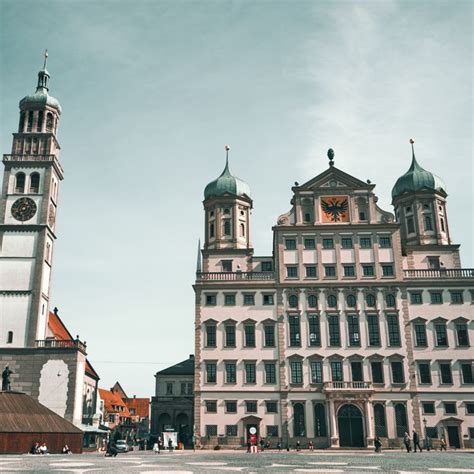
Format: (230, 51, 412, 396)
(19, 67, 62, 114)
(392, 149, 446, 199)
(204, 158, 251, 200)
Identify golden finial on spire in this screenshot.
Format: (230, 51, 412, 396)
(43, 49, 48, 69)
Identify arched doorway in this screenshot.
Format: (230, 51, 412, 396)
(337, 404, 364, 447)
(176, 413, 191, 447)
(157, 413, 172, 435)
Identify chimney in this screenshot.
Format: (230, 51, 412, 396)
(189, 354, 194, 359)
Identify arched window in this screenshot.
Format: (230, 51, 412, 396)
(30, 173, 40, 193)
(46, 112, 53, 132)
(374, 403, 387, 437)
(346, 294, 357, 308)
(395, 403, 408, 437)
(288, 294, 298, 308)
(18, 112, 25, 133)
(37, 111, 44, 132)
(366, 294, 376, 307)
(27, 111, 34, 132)
(224, 220, 231, 236)
(386, 294, 396, 307)
(7, 331, 13, 344)
(209, 223, 215, 238)
(314, 403, 327, 437)
(307, 294, 317, 308)
(15, 172, 26, 193)
(327, 294, 337, 308)
(440, 218, 445, 232)
(240, 223, 245, 237)
(293, 403, 306, 437)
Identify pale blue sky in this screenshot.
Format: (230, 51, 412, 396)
(1, 0, 472, 396)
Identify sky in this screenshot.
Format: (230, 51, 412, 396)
(1, 0, 472, 397)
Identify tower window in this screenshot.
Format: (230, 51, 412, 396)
(440, 218, 445, 232)
(37, 111, 44, 132)
(223, 208, 230, 215)
(7, 331, 13, 344)
(15, 172, 26, 193)
(209, 223, 215, 238)
(223, 220, 231, 236)
(240, 223, 245, 237)
(407, 217, 415, 234)
(18, 112, 25, 133)
(27, 111, 34, 132)
(304, 212, 311, 222)
(46, 113, 54, 132)
(424, 215, 433, 231)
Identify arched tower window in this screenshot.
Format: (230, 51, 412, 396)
(288, 294, 298, 308)
(395, 403, 408, 437)
(346, 294, 357, 308)
(240, 223, 245, 237)
(15, 172, 26, 193)
(386, 294, 396, 307)
(374, 403, 387, 437)
(30, 173, 40, 193)
(209, 223, 215, 239)
(27, 111, 34, 132)
(307, 294, 317, 308)
(18, 112, 25, 133)
(293, 403, 306, 437)
(223, 220, 231, 236)
(327, 294, 337, 308)
(366, 294, 376, 307)
(37, 111, 44, 132)
(46, 112, 54, 132)
(314, 403, 327, 437)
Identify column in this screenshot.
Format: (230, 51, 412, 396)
(305, 401, 315, 439)
(328, 399, 339, 447)
(365, 400, 375, 448)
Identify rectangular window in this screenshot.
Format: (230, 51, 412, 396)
(328, 314, 341, 346)
(222, 260, 233, 272)
(325, 265, 336, 277)
(285, 239, 297, 250)
(341, 237, 353, 249)
(243, 294, 255, 305)
(206, 363, 217, 383)
(430, 292, 443, 304)
(424, 215, 433, 231)
(322, 238, 334, 249)
(360, 237, 372, 248)
(414, 323, 428, 347)
(407, 216, 415, 233)
(267, 425, 279, 437)
(310, 360, 323, 384)
(244, 324, 256, 347)
(225, 325, 236, 347)
(206, 294, 217, 306)
(246, 401, 257, 413)
(263, 294, 274, 305)
(456, 322, 470, 346)
(205, 425, 217, 436)
(264, 325, 275, 347)
(289, 315, 301, 347)
(387, 314, 401, 346)
(166, 382, 173, 395)
(287, 266, 298, 278)
(245, 362, 256, 384)
(382, 264, 394, 277)
(379, 236, 392, 248)
(367, 314, 381, 346)
(371, 361, 384, 384)
(362, 264, 374, 277)
(435, 323, 448, 347)
(410, 292, 423, 304)
(264, 362, 276, 384)
(418, 363, 432, 384)
(461, 363, 474, 384)
(440, 363, 453, 384)
(391, 361, 405, 384)
(206, 325, 216, 347)
(450, 291, 464, 304)
(181, 383, 186, 395)
(266, 401, 278, 413)
(304, 238, 315, 249)
(225, 362, 236, 384)
(444, 402, 457, 415)
(225, 401, 237, 413)
(226, 425, 238, 436)
(205, 400, 217, 413)
(422, 402, 435, 414)
(343, 265, 355, 277)
(347, 314, 360, 347)
(306, 266, 317, 278)
(224, 294, 236, 305)
(308, 315, 321, 346)
(290, 360, 303, 384)
(187, 383, 193, 395)
(331, 361, 343, 382)
(465, 403, 474, 414)
(351, 361, 363, 382)
(261, 261, 273, 272)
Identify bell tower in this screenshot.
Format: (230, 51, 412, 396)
(0, 51, 64, 347)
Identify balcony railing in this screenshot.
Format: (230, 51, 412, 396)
(404, 268, 474, 279)
(3, 154, 64, 174)
(196, 271, 275, 281)
(35, 338, 87, 353)
(323, 381, 373, 391)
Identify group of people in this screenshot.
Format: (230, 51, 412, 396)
(402, 431, 447, 452)
(30, 443, 72, 455)
(152, 436, 175, 454)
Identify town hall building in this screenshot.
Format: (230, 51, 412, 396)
(193, 145, 474, 449)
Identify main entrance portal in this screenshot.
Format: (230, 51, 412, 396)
(337, 404, 364, 447)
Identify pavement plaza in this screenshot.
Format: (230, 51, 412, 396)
(0, 450, 473, 474)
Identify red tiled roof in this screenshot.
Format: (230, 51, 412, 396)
(123, 398, 150, 418)
(98, 388, 130, 417)
(48, 311, 73, 341)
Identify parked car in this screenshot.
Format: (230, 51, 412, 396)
(115, 440, 129, 453)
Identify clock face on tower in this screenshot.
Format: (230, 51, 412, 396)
(11, 197, 37, 222)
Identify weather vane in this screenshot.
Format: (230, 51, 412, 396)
(327, 148, 335, 167)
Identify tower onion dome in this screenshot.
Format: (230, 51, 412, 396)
(204, 146, 251, 199)
(391, 140, 446, 199)
(19, 52, 62, 114)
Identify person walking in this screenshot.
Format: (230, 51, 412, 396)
(277, 440, 282, 452)
(412, 430, 422, 452)
(440, 436, 447, 451)
(296, 440, 301, 452)
(403, 432, 411, 453)
(152, 442, 160, 454)
(308, 440, 314, 451)
(374, 436, 382, 453)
